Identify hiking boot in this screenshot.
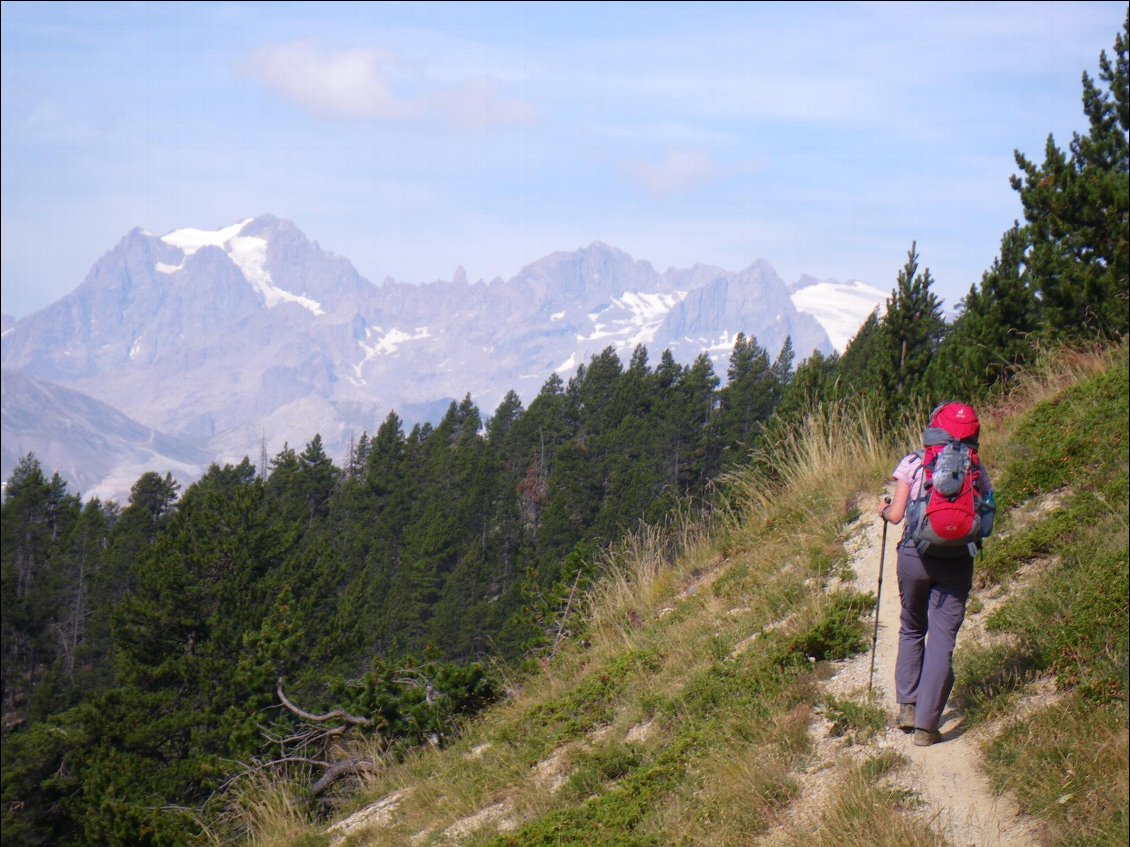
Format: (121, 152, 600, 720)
(913, 729, 943, 747)
(896, 703, 915, 732)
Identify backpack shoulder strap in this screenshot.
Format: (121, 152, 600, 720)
(892, 451, 923, 472)
(906, 451, 928, 499)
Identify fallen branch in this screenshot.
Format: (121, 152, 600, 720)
(310, 758, 376, 796)
(218, 756, 331, 791)
(276, 678, 373, 727)
(219, 755, 375, 796)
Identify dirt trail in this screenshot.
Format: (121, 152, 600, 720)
(832, 495, 1045, 847)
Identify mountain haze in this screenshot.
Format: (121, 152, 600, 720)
(0, 370, 208, 500)
(1, 216, 878, 502)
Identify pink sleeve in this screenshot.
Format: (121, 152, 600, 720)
(892, 453, 923, 500)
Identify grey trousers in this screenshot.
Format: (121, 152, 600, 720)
(894, 541, 973, 733)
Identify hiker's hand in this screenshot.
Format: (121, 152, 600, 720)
(878, 496, 892, 521)
(882, 485, 909, 524)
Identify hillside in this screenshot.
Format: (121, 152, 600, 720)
(235, 344, 1127, 847)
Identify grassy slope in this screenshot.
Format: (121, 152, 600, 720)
(233, 344, 1128, 847)
(953, 345, 1129, 847)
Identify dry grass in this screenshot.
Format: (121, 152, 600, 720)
(651, 701, 813, 845)
(211, 771, 317, 847)
(584, 516, 714, 652)
(986, 340, 1119, 427)
(985, 697, 1130, 847)
(722, 398, 903, 527)
(774, 752, 945, 847)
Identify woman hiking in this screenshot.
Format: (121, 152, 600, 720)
(878, 402, 994, 747)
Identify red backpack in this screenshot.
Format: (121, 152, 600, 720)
(906, 403, 994, 558)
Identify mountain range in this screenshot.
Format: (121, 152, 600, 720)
(1, 215, 886, 502)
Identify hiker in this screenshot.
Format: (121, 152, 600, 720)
(878, 402, 994, 747)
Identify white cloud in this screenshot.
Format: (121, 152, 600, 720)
(624, 150, 718, 196)
(248, 43, 419, 121)
(247, 42, 535, 130)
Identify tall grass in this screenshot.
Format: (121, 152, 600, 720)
(985, 341, 1116, 426)
(723, 397, 905, 522)
(210, 771, 321, 847)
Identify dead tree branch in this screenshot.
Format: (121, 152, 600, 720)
(276, 678, 373, 727)
(310, 759, 376, 796)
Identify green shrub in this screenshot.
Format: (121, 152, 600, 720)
(786, 590, 872, 662)
(563, 742, 643, 797)
(994, 361, 1127, 508)
(824, 695, 888, 742)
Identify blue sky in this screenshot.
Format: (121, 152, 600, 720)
(2, 1, 1125, 319)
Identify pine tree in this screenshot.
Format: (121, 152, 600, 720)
(666, 353, 720, 490)
(51, 502, 113, 688)
(925, 224, 1042, 399)
(717, 333, 782, 458)
(875, 243, 947, 408)
(1, 456, 83, 720)
(299, 434, 340, 520)
(1011, 13, 1129, 339)
(834, 309, 883, 401)
(487, 390, 524, 446)
(771, 335, 795, 388)
(512, 373, 571, 533)
(768, 348, 840, 440)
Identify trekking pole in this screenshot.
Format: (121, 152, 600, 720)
(868, 496, 892, 695)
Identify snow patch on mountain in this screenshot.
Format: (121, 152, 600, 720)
(159, 219, 325, 316)
(228, 235, 325, 315)
(350, 326, 434, 384)
(789, 277, 886, 352)
(161, 219, 252, 254)
(370, 326, 432, 355)
(577, 290, 686, 347)
(697, 328, 742, 354)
